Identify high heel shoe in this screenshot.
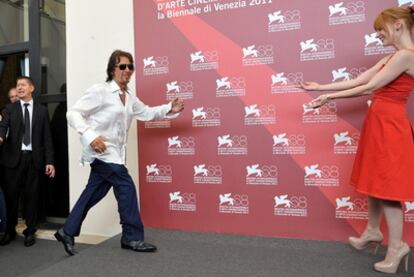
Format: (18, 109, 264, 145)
(348, 230, 383, 254)
(374, 242, 410, 274)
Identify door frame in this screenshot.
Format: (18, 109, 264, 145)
(0, 0, 66, 102)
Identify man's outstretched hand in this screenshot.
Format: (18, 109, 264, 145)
(170, 98, 184, 114)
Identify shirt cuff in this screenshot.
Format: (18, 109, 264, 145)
(80, 129, 99, 147)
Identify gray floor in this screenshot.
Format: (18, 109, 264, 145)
(18, 229, 412, 277)
(0, 234, 90, 277)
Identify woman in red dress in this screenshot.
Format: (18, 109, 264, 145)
(302, 6, 414, 274)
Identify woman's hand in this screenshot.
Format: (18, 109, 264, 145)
(305, 94, 331, 109)
(300, 81, 321, 91)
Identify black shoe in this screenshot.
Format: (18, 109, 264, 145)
(0, 232, 16, 246)
(54, 228, 76, 256)
(121, 239, 157, 252)
(24, 234, 36, 247)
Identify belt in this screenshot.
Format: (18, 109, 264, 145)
(21, 150, 32, 154)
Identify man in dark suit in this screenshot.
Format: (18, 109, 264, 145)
(0, 76, 55, 247)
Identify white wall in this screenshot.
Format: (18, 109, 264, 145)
(66, 0, 137, 238)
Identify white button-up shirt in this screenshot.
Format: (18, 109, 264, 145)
(67, 80, 177, 165)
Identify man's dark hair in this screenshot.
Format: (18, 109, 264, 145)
(16, 76, 34, 86)
(106, 50, 134, 82)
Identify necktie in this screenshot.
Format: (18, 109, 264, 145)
(119, 91, 126, 105)
(23, 103, 30, 146)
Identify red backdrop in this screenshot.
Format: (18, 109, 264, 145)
(134, 0, 414, 244)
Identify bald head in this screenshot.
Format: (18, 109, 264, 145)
(8, 88, 19, 103)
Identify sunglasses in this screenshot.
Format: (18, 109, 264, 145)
(116, 63, 135, 71)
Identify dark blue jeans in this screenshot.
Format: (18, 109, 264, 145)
(63, 159, 144, 241)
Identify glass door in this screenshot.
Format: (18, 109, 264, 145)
(0, 52, 29, 110)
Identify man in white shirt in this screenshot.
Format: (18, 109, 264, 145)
(54, 50, 184, 255)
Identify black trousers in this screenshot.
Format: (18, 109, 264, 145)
(3, 152, 40, 235)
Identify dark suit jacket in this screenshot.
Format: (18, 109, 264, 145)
(0, 101, 54, 170)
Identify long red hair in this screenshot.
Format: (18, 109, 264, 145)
(374, 6, 414, 32)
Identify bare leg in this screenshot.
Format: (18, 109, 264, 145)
(374, 200, 409, 273)
(365, 196, 382, 232)
(348, 196, 383, 251)
(381, 200, 403, 249)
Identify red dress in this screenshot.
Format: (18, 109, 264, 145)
(350, 52, 414, 201)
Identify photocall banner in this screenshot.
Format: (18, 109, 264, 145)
(134, 0, 414, 244)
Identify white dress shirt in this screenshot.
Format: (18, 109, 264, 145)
(21, 99, 33, 151)
(67, 80, 178, 165)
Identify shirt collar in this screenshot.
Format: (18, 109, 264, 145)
(20, 98, 34, 108)
(109, 80, 131, 95)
